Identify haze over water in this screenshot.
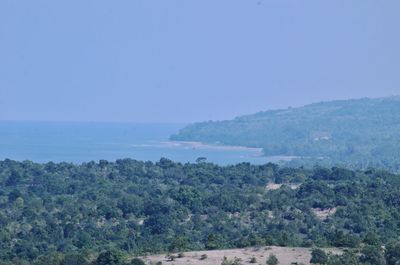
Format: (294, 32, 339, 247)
(0, 121, 278, 165)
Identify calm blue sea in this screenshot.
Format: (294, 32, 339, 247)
(0, 121, 277, 165)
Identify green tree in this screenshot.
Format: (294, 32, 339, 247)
(363, 232, 380, 246)
(95, 250, 125, 265)
(34, 253, 64, 265)
(60, 253, 90, 265)
(310, 249, 328, 264)
(168, 236, 188, 252)
(206, 234, 221, 250)
(129, 258, 146, 265)
(385, 241, 400, 265)
(266, 254, 279, 265)
(196, 157, 207, 163)
(326, 251, 360, 265)
(360, 245, 386, 265)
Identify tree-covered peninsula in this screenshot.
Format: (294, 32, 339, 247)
(171, 97, 400, 171)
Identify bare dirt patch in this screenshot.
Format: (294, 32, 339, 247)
(140, 246, 341, 265)
(312, 207, 337, 220)
(266, 183, 300, 191)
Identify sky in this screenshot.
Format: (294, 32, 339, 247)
(1, 0, 400, 123)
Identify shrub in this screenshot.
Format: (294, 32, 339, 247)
(95, 250, 126, 265)
(130, 257, 146, 265)
(221, 256, 243, 265)
(266, 254, 279, 265)
(165, 254, 177, 261)
(310, 249, 327, 264)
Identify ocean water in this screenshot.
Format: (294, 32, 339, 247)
(0, 121, 279, 165)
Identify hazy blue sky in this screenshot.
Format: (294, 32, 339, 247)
(1, 1, 400, 122)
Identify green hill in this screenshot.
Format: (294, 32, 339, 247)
(171, 97, 400, 170)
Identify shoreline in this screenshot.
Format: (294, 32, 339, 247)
(132, 140, 299, 162)
(160, 140, 264, 152)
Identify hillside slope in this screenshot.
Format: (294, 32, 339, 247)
(171, 97, 400, 170)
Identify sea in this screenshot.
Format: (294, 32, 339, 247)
(0, 121, 284, 165)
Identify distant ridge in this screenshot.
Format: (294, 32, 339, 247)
(171, 96, 400, 170)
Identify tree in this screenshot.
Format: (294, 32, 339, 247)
(266, 254, 279, 265)
(385, 241, 400, 265)
(34, 253, 64, 265)
(206, 234, 221, 250)
(326, 251, 360, 265)
(95, 250, 125, 265)
(60, 253, 90, 265)
(363, 231, 380, 246)
(360, 245, 386, 265)
(310, 249, 327, 264)
(196, 157, 207, 163)
(130, 258, 146, 265)
(168, 236, 188, 252)
(5, 170, 22, 186)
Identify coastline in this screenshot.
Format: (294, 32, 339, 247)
(131, 140, 299, 162)
(160, 140, 264, 152)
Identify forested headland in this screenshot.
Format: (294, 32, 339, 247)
(171, 96, 400, 171)
(1, 158, 400, 264)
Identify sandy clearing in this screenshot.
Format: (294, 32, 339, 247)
(266, 183, 300, 191)
(140, 246, 342, 265)
(312, 207, 337, 220)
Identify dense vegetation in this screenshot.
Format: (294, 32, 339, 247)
(171, 96, 400, 171)
(311, 245, 400, 265)
(1, 158, 400, 264)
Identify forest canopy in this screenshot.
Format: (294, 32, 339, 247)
(171, 96, 400, 171)
(1, 158, 400, 264)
